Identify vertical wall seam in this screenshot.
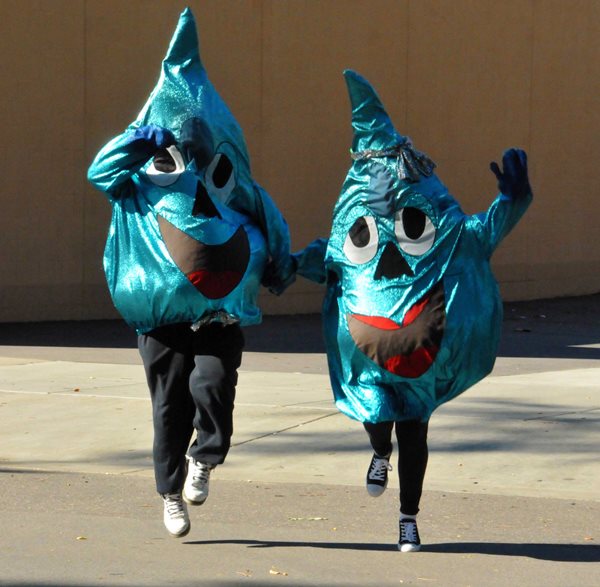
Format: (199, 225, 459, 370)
(81, 0, 88, 319)
(405, 0, 410, 131)
(528, 0, 536, 153)
(527, 0, 536, 277)
(258, 0, 265, 180)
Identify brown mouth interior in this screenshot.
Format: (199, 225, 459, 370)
(347, 282, 445, 376)
(157, 214, 250, 298)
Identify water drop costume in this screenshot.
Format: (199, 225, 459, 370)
(296, 70, 532, 535)
(88, 9, 294, 335)
(299, 70, 532, 424)
(87, 8, 295, 521)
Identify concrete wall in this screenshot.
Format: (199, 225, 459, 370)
(1, 0, 598, 323)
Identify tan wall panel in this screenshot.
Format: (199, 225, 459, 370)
(408, 1, 533, 164)
(0, 1, 599, 324)
(0, 0, 86, 320)
(524, 0, 600, 298)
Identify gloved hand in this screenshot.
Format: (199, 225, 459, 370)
(131, 124, 176, 150)
(490, 148, 531, 200)
(261, 258, 297, 295)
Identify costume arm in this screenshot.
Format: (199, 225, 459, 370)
(469, 192, 532, 256)
(235, 183, 298, 295)
(87, 125, 175, 197)
(293, 238, 329, 284)
(468, 148, 533, 256)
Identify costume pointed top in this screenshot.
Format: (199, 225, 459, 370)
(133, 7, 249, 167)
(344, 70, 435, 182)
(163, 7, 200, 66)
(344, 69, 401, 153)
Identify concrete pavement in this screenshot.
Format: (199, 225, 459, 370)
(0, 295, 599, 586)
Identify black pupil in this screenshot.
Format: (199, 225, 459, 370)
(349, 217, 370, 248)
(212, 154, 233, 189)
(402, 207, 426, 239)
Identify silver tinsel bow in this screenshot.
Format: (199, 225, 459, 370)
(350, 139, 436, 182)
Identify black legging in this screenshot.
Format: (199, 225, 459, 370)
(363, 420, 429, 516)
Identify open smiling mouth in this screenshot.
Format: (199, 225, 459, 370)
(347, 281, 446, 378)
(157, 215, 250, 299)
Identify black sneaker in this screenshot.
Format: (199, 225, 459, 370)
(398, 518, 421, 552)
(366, 452, 392, 497)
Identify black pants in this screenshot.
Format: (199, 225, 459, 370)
(363, 420, 429, 516)
(138, 322, 244, 495)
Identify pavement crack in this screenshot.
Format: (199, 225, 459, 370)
(524, 407, 599, 421)
(231, 412, 339, 447)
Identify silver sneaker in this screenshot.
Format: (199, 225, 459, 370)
(162, 493, 190, 537)
(183, 456, 213, 505)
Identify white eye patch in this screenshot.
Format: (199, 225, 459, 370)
(146, 145, 186, 187)
(205, 152, 236, 203)
(343, 216, 379, 264)
(394, 207, 436, 256)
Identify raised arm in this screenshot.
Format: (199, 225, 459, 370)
(87, 124, 175, 198)
(468, 148, 533, 256)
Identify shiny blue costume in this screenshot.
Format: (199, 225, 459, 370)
(297, 71, 532, 424)
(88, 8, 294, 334)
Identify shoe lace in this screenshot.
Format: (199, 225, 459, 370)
(190, 460, 211, 484)
(400, 520, 418, 543)
(369, 457, 392, 481)
(164, 493, 185, 519)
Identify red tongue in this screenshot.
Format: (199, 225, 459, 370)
(352, 293, 432, 330)
(383, 346, 438, 378)
(352, 315, 401, 330)
(187, 270, 242, 299)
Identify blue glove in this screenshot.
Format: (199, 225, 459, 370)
(131, 124, 176, 150)
(490, 148, 531, 199)
(261, 258, 297, 295)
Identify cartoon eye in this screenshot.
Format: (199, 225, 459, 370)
(146, 145, 186, 186)
(394, 207, 436, 256)
(343, 216, 379, 264)
(205, 152, 235, 203)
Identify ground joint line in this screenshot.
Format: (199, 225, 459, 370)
(232, 412, 339, 447)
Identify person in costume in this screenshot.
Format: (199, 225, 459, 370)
(88, 8, 295, 538)
(296, 70, 532, 551)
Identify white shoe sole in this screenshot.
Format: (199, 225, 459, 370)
(165, 520, 190, 538)
(398, 542, 421, 552)
(366, 482, 387, 497)
(182, 489, 207, 506)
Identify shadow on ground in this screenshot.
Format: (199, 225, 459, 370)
(0, 583, 321, 587)
(425, 542, 600, 562)
(184, 538, 599, 562)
